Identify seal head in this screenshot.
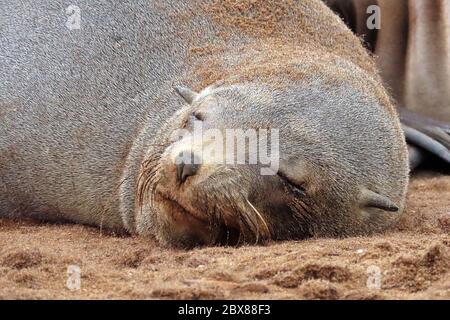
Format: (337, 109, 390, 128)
(137, 81, 409, 249)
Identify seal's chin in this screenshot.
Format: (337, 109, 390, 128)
(153, 192, 241, 248)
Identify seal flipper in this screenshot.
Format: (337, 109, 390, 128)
(398, 107, 450, 170)
(360, 189, 399, 213)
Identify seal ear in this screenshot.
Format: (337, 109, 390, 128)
(174, 86, 198, 105)
(359, 189, 399, 213)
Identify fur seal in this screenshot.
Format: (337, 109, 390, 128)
(1, 0, 411, 248)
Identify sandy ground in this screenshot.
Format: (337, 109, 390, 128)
(0, 171, 449, 300)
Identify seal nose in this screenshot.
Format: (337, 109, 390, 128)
(176, 152, 200, 184)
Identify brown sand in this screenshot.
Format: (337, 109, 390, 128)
(0, 171, 449, 300)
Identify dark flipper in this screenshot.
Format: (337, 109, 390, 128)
(398, 107, 450, 170)
(407, 145, 427, 171)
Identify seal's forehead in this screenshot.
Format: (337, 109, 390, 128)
(208, 84, 274, 103)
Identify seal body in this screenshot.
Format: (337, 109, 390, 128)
(0, 0, 409, 247)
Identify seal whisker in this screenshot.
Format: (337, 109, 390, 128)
(137, 150, 165, 208)
(149, 176, 161, 208)
(290, 197, 317, 236)
(245, 198, 271, 241)
(221, 178, 266, 244)
(219, 190, 250, 244)
(236, 196, 261, 244)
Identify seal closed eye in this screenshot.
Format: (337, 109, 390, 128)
(277, 171, 307, 197)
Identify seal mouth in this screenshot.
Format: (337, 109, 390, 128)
(154, 192, 241, 247)
(156, 192, 207, 224)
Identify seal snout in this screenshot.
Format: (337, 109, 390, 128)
(175, 151, 200, 184)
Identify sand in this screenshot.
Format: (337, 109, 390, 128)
(0, 171, 448, 300)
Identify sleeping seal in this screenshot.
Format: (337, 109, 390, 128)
(0, 0, 411, 248)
